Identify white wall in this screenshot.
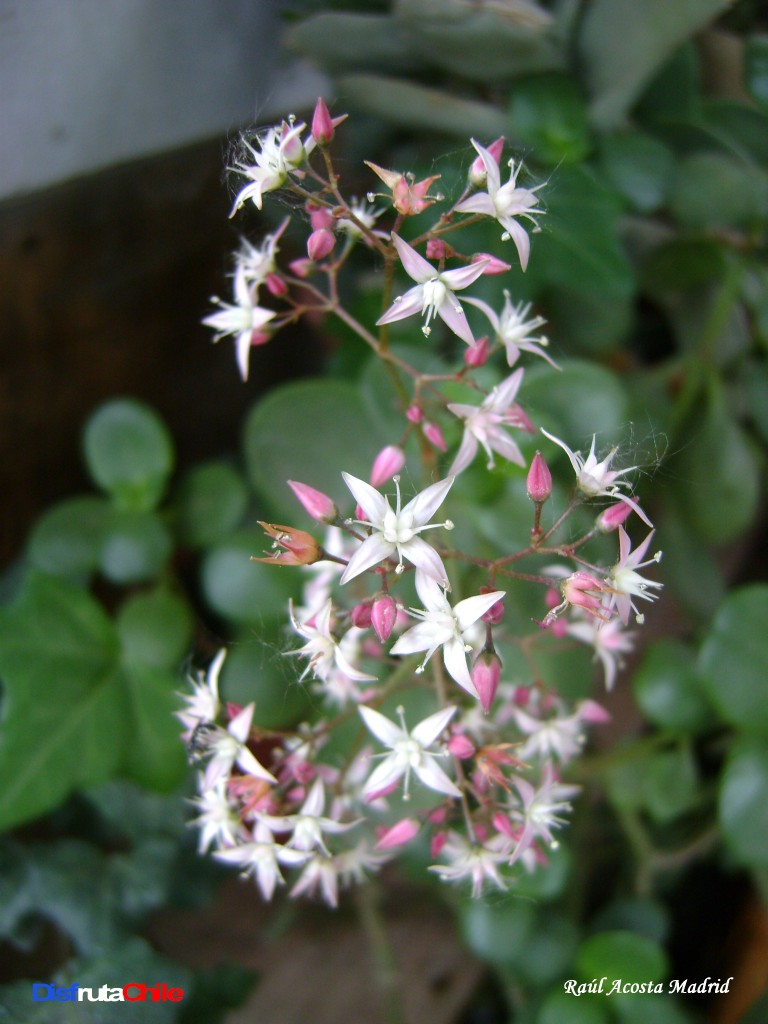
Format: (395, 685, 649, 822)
(0, 0, 325, 199)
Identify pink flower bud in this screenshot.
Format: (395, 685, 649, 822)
(311, 97, 335, 145)
(527, 451, 552, 503)
(448, 733, 475, 759)
(252, 522, 322, 566)
(307, 227, 335, 262)
(265, 272, 287, 297)
(513, 686, 530, 707)
(406, 405, 424, 424)
(472, 651, 502, 713)
(371, 593, 397, 643)
(598, 501, 633, 533)
(370, 445, 405, 487)
(578, 699, 611, 724)
(479, 585, 505, 624)
(493, 811, 517, 839)
(422, 421, 447, 452)
(562, 571, 606, 615)
(426, 239, 447, 260)
(471, 252, 512, 276)
(288, 480, 338, 523)
(376, 817, 419, 850)
(309, 204, 334, 231)
(289, 257, 313, 278)
(464, 336, 490, 367)
(351, 603, 372, 629)
(469, 136, 505, 185)
(249, 329, 271, 348)
(431, 830, 447, 858)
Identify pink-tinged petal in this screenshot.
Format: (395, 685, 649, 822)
(491, 368, 525, 409)
(391, 233, 435, 283)
(376, 285, 426, 326)
(341, 472, 389, 522)
(470, 138, 501, 195)
(454, 193, 496, 216)
(440, 259, 491, 292)
(501, 217, 531, 271)
(612, 492, 654, 528)
(411, 705, 458, 746)
(461, 295, 500, 332)
(359, 705, 404, 746)
(447, 402, 480, 420)
(541, 428, 582, 477)
(453, 590, 506, 633)
(488, 431, 525, 467)
(578, 699, 611, 724)
(617, 526, 632, 565)
(403, 476, 454, 525)
(376, 818, 419, 849)
(400, 535, 449, 587)
(229, 703, 255, 743)
(448, 431, 479, 476)
(442, 639, 477, 696)
(414, 759, 462, 798)
(340, 534, 396, 585)
(300, 778, 325, 816)
(236, 746, 278, 783)
(334, 644, 378, 682)
(437, 299, 476, 346)
(363, 757, 405, 801)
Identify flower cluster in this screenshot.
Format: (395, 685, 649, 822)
(187, 101, 662, 905)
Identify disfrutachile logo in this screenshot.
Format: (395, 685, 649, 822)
(32, 982, 184, 1003)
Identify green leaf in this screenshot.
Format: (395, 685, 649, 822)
(508, 73, 590, 164)
(335, 74, 509, 139)
(283, 12, 416, 74)
(459, 899, 536, 965)
(597, 133, 675, 213)
(120, 663, 187, 790)
(173, 461, 248, 548)
(521, 360, 628, 444)
(656, 501, 724, 620)
(579, 0, 731, 128)
(220, 640, 315, 733)
(613, 994, 697, 1024)
(514, 913, 580, 986)
(745, 35, 768, 108)
(576, 930, 668, 985)
(538, 991, 610, 1024)
(27, 497, 111, 579)
(669, 152, 768, 230)
(0, 574, 124, 829)
(117, 589, 192, 670)
(243, 379, 387, 520)
(83, 399, 174, 511)
(641, 239, 728, 295)
(99, 508, 172, 584)
(200, 530, 298, 625)
(719, 738, 768, 868)
(744, 360, 768, 445)
(643, 747, 699, 824)
(591, 897, 670, 945)
(699, 585, 768, 734)
(633, 640, 715, 734)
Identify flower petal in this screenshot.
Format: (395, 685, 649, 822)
(400, 535, 449, 586)
(411, 705, 458, 746)
(414, 758, 462, 798)
(341, 472, 389, 523)
(359, 705, 404, 746)
(403, 476, 454, 525)
(391, 233, 435, 283)
(442, 638, 477, 696)
(340, 533, 395, 585)
(437, 298, 476, 346)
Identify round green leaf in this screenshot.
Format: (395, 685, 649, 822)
(99, 510, 172, 584)
(27, 496, 110, 578)
(459, 900, 536, 966)
(521, 360, 628, 442)
(538, 991, 609, 1024)
(243, 379, 387, 521)
(591, 897, 670, 945)
(597, 133, 675, 213)
(633, 640, 714, 734)
(117, 589, 193, 670)
(745, 35, 768, 107)
(669, 153, 768, 231)
(220, 640, 314, 730)
(576, 931, 667, 985)
(515, 914, 580, 986)
(508, 73, 590, 164)
(643, 748, 699, 824)
(200, 530, 298, 624)
(613, 994, 697, 1024)
(675, 400, 760, 545)
(719, 739, 768, 868)
(83, 399, 174, 510)
(173, 461, 248, 548)
(699, 586, 768, 734)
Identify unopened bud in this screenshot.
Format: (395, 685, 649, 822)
(311, 97, 335, 145)
(406, 404, 424, 424)
(371, 593, 398, 643)
(479, 585, 505, 625)
(597, 501, 633, 533)
(309, 204, 335, 231)
(471, 252, 512, 276)
(289, 257, 313, 278)
(376, 817, 419, 850)
(464, 336, 490, 367)
(307, 227, 335, 262)
(426, 239, 447, 260)
(288, 480, 338, 523)
(351, 603, 372, 629)
(370, 445, 405, 488)
(422, 421, 447, 452)
(448, 733, 475, 759)
(472, 650, 502, 714)
(578, 698, 611, 724)
(265, 272, 287, 297)
(526, 451, 552, 503)
(252, 522, 321, 566)
(469, 136, 505, 186)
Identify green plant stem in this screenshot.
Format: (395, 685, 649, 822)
(356, 882, 406, 1024)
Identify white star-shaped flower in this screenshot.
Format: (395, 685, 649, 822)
(389, 573, 506, 697)
(358, 704, 461, 801)
(229, 121, 306, 215)
(447, 369, 527, 475)
(214, 820, 307, 901)
(287, 598, 377, 684)
(608, 527, 663, 625)
(340, 472, 454, 588)
(377, 234, 489, 346)
(202, 260, 276, 380)
(176, 648, 225, 738)
(202, 703, 277, 790)
(429, 832, 509, 898)
(465, 291, 558, 368)
(259, 779, 359, 856)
